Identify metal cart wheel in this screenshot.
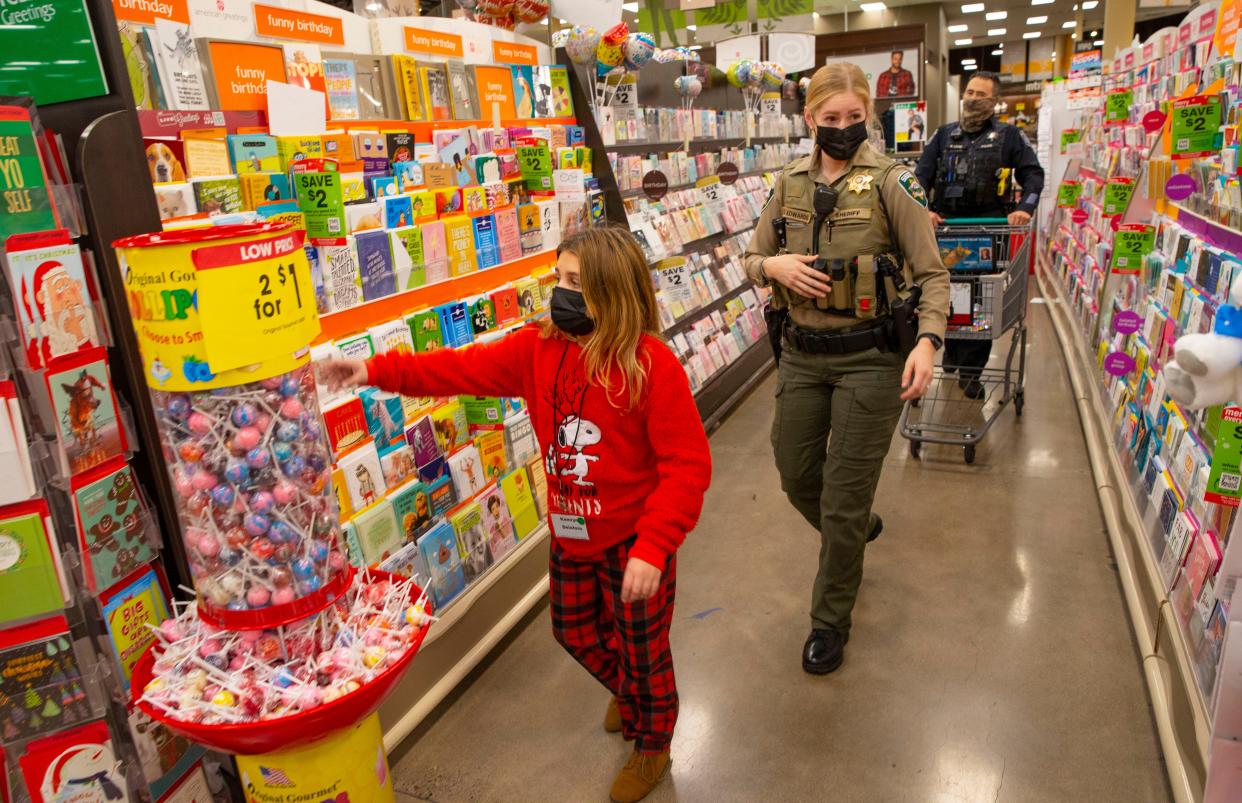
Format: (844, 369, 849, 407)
(964, 445, 976, 464)
(1014, 390, 1025, 417)
(910, 440, 921, 459)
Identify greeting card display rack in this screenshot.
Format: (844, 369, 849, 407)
(1037, 7, 1242, 800)
(0, 100, 232, 803)
(563, 57, 806, 431)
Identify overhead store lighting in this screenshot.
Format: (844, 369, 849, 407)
(1090, 30, 1098, 36)
(1083, 0, 1098, 7)
(992, 48, 1004, 55)
(1063, 21, 1077, 28)
(964, 64, 978, 70)
(985, 10, 1007, 20)
(686, 24, 696, 30)
(1031, 0, 1053, 4)
(1026, 16, 1046, 24)
(1023, 31, 1039, 39)
(955, 38, 973, 45)
(948, 24, 969, 32)
(1093, 39, 1104, 46)
(860, 2, 887, 11)
(962, 3, 985, 13)
(622, 2, 638, 10)
(988, 28, 1006, 36)
(962, 58, 977, 65)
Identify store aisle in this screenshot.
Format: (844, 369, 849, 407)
(390, 303, 1170, 803)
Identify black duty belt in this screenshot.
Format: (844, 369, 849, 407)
(783, 318, 893, 355)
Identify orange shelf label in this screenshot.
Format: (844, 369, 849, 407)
(492, 41, 538, 66)
(112, 0, 189, 25)
(254, 4, 345, 46)
(403, 27, 464, 58)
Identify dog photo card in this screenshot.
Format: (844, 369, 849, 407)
(44, 347, 127, 476)
(70, 456, 156, 592)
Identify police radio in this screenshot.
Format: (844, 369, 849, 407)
(811, 186, 840, 310)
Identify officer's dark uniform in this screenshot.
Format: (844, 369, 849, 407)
(914, 116, 1044, 383)
(744, 141, 949, 645)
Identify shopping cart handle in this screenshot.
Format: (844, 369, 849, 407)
(940, 217, 1011, 225)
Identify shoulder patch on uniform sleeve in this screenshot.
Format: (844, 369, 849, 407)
(897, 170, 928, 207)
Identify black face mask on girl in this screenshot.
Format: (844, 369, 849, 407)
(816, 120, 869, 160)
(550, 287, 595, 336)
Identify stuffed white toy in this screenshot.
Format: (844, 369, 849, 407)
(1163, 272, 1242, 409)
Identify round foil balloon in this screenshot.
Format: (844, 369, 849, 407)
(474, 0, 513, 16)
(596, 29, 626, 71)
(762, 62, 786, 90)
(623, 32, 656, 70)
(686, 77, 702, 98)
(512, 0, 548, 22)
(673, 75, 692, 95)
(566, 25, 600, 65)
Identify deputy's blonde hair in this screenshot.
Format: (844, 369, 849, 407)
(805, 62, 874, 117)
(543, 226, 661, 411)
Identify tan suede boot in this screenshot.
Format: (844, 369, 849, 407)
(604, 697, 622, 733)
(609, 749, 671, 803)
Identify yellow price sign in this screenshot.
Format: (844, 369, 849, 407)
(191, 229, 320, 373)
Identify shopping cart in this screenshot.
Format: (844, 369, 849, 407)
(900, 218, 1032, 464)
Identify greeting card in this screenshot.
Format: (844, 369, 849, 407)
(19, 719, 128, 802)
(3, 231, 101, 369)
(0, 500, 68, 627)
(0, 616, 91, 742)
(98, 564, 170, 693)
(44, 347, 127, 476)
(70, 457, 155, 592)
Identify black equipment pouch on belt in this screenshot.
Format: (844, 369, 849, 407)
(875, 253, 920, 355)
(764, 303, 789, 364)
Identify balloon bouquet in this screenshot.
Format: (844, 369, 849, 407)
(566, 23, 657, 110)
(728, 58, 786, 142)
(459, 0, 550, 29)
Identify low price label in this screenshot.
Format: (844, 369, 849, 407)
(516, 142, 553, 191)
(1206, 406, 1242, 507)
(191, 230, 320, 373)
(657, 259, 694, 304)
(1109, 223, 1154, 274)
(1171, 95, 1222, 159)
(1059, 129, 1082, 153)
(293, 171, 344, 240)
(1056, 181, 1082, 208)
(1105, 89, 1132, 125)
(1103, 178, 1134, 216)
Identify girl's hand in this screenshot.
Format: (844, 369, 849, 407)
(317, 358, 368, 392)
(621, 557, 663, 603)
(901, 338, 936, 400)
(763, 254, 831, 299)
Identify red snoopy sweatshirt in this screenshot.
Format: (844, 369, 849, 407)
(366, 324, 712, 566)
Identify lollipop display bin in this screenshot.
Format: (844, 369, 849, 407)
(113, 224, 432, 801)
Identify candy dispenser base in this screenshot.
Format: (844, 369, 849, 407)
(235, 713, 395, 803)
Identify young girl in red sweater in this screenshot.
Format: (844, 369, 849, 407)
(318, 226, 712, 803)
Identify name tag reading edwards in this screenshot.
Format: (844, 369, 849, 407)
(781, 207, 813, 224)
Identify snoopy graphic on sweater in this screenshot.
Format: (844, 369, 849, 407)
(548, 416, 600, 487)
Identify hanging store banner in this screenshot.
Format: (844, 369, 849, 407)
(694, 0, 749, 44)
(756, 0, 813, 34)
(768, 33, 816, 72)
(640, 2, 689, 48)
(715, 35, 762, 70)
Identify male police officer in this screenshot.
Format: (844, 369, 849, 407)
(915, 71, 1044, 399)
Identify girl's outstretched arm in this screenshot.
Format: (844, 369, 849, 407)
(318, 325, 536, 400)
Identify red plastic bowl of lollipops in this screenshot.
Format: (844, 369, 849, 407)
(130, 569, 433, 755)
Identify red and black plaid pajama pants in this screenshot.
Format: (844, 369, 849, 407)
(549, 535, 678, 753)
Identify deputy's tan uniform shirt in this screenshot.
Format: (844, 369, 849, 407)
(743, 142, 949, 339)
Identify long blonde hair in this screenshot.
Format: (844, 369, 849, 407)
(543, 226, 661, 410)
(805, 62, 875, 118)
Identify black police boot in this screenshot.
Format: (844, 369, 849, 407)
(959, 378, 985, 400)
(802, 629, 847, 675)
(867, 514, 883, 543)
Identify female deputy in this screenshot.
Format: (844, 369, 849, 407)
(743, 62, 950, 675)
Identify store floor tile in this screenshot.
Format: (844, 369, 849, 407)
(389, 303, 1170, 803)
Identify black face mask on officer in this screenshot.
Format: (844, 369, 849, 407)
(816, 121, 869, 160)
(550, 287, 595, 336)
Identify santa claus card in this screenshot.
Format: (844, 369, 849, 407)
(3, 230, 100, 370)
(43, 347, 127, 477)
(19, 719, 129, 803)
(69, 456, 156, 593)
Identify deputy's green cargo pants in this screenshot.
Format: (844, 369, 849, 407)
(771, 345, 906, 634)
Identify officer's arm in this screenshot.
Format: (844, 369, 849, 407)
(914, 129, 939, 191)
(883, 169, 949, 339)
(1009, 129, 1045, 214)
(743, 175, 785, 287)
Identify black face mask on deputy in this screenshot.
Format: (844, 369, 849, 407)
(550, 287, 595, 336)
(816, 121, 869, 160)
